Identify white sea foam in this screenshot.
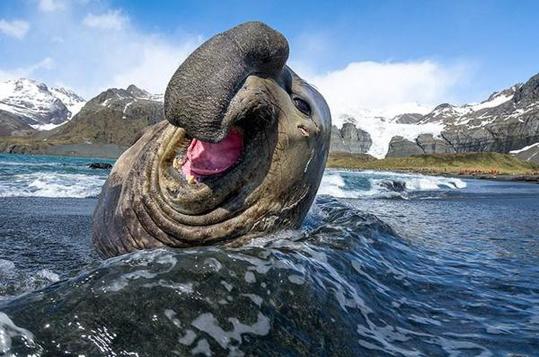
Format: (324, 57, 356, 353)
(316, 174, 348, 197)
(0, 259, 16, 278)
(0, 160, 61, 167)
(1, 156, 467, 201)
(0, 172, 106, 198)
(318, 170, 466, 199)
(0, 258, 61, 301)
(35, 269, 60, 282)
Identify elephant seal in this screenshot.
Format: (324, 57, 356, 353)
(92, 22, 331, 258)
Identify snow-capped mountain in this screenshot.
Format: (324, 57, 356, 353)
(123, 84, 164, 102)
(0, 75, 537, 163)
(0, 83, 164, 156)
(50, 87, 86, 119)
(382, 75, 538, 161)
(0, 78, 85, 132)
(332, 72, 539, 162)
(86, 84, 164, 121)
(417, 84, 521, 126)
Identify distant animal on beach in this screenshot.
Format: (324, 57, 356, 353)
(92, 22, 331, 258)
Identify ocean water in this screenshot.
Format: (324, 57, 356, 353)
(0, 154, 111, 198)
(0, 154, 538, 356)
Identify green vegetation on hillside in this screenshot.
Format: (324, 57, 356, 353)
(327, 152, 539, 176)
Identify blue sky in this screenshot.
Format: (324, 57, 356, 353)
(113, 0, 539, 81)
(1, 0, 538, 119)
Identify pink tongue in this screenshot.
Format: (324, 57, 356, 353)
(182, 129, 243, 178)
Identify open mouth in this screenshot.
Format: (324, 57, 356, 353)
(181, 128, 244, 181)
(174, 100, 276, 185)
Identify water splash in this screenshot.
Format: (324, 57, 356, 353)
(318, 169, 466, 199)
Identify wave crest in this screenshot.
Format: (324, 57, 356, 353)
(0, 172, 106, 198)
(318, 170, 466, 199)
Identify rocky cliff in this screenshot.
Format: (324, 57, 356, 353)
(510, 143, 539, 164)
(330, 123, 373, 154)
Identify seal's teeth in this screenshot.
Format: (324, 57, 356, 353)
(173, 157, 181, 170)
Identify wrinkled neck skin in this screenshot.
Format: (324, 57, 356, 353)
(92, 22, 331, 258)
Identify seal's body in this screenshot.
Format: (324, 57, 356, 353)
(92, 22, 331, 258)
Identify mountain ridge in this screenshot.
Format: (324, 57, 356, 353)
(0, 83, 164, 157)
(335, 72, 539, 163)
(0, 78, 86, 134)
(382, 73, 539, 162)
(0, 74, 537, 163)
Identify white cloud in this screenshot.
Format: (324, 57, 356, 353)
(0, 57, 54, 81)
(110, 36, 202, 94)
(83, 10, 128, 30)
(0, 19, 30, 39)
(0, 3, 202, 97)
(38, 0, 65, 12)
(307, 60, 468, 124)
(296, 60, 471, 158)
(74, 14, 201, 95)
(51, 36, 64, 43)
(30, 57, 55, 71)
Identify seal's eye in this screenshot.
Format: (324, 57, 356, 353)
(293, 97, 311, 117)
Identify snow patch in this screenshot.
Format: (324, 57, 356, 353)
(29, 122, 64, 131)
(510, 142, 539, 154)
(122, 99, 136, 119)
(468, 92, 513, 111)
(50, 87, 85, 118)
(339, 109, 444, 158)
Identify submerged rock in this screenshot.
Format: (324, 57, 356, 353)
(378, 179, 407, 192)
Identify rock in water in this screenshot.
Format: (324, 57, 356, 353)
(88, 162, 113, 170)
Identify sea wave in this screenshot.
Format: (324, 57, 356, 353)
(318, 170, 467, 199)
(0, 169, 467, 200)
(0, 259, 60, 301)
(0, 160, 62, 167)
(1, 153, 467, 200)
(0, 172, 106, 198)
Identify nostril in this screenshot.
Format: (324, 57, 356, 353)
(297, 124, 310, 137)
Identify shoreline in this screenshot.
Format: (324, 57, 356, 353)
(326, 152, 539, 183)
(331, 167, 539, 184)
(432, 172, 539, 183)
